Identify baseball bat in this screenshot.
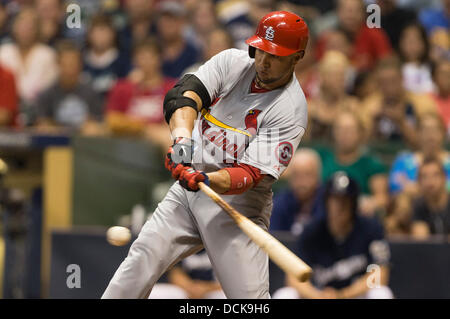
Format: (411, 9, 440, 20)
(198, 182, 312, 282)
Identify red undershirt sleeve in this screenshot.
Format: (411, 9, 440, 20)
(222, 163, 266, 195)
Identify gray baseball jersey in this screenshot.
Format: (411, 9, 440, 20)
(102, 48, 308, 299)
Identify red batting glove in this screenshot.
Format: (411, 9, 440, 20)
(178, 167, 210, 192)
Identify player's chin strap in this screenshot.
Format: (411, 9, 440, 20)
(163, 74, 211, 124)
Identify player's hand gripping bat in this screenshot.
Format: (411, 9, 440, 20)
(198, 182, 312, 282)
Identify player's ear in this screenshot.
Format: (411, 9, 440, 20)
(291, 51, 304, 65)
(298, 52, 304, 62)
(297, 50, 305, 60)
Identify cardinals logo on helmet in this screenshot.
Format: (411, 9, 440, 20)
(264, 26, 275, 41)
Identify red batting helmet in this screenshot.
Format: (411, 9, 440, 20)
(246, 11, 309, 58)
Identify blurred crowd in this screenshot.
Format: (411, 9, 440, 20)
(0, 0, 449, 299)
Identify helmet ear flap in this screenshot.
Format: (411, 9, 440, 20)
(248, 46, 256, 58)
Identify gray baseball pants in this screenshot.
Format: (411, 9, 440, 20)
(102, 182, 271, 299)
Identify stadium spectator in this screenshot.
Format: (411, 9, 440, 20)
(273, 173, 393, 299)
(157, 1, 199, 78)
(105, 38, 174, 150)
(309, 29, 357, 94)
(398, 23, 434, 94)
(418, 0, 449, 35)
(319, 28, 352, 59)
(34, 40, 104, 134)
(412, 157, 450, 239)
(361, 58, 437, 146)
(317, 111, 389, 216)
(352, 70, 378, 101)
(270, 149, 325, 236)
(149, 250, 225, 299)
(118, 0, 156, 69)
(64, 0, 107, 44)
(316, 0, 393, 71)
(203, 27, 233, 60)
(83, 14, 131, 97)
(294, 35, 319, 99)
(397, 0, 441, 11)
(218, 0, 275, 50)
(377, 0, 417, 48)
(119, 0, 156, 49)
(389, 112, 450, 195)
(384, 193, 414, 238)
(185, 0, 219, 53)
(0, 7, 58, 120)
(278, 0, 336, 17)
(304, 51, 359, 141)
(428, 27, 449, 64)
(35, 0, 65, 45)
(183, 27, 233, 74)
(0, 1, 9, 43)
(430, 59, 450, 135)
(0, 63, 17, 126)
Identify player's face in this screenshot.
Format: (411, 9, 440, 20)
(254, 49, 301, 89)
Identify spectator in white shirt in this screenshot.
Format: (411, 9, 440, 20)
(398, 22, 435, 94)
(0, 6, 58, 124)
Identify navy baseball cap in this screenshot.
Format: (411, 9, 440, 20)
(324, 171, 360, 216)
(325, 172, 359, 198)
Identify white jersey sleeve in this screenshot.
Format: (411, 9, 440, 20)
(191, 49, 252, 102)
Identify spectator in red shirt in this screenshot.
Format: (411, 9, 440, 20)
(0, 64, 17, 126)
(106, 38, 175, 150)
(316, 0, 393, 71)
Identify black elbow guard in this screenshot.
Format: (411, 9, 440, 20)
(163, 74, 212, 124)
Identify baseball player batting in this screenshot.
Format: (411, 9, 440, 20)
(102, 11, 309, 299)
